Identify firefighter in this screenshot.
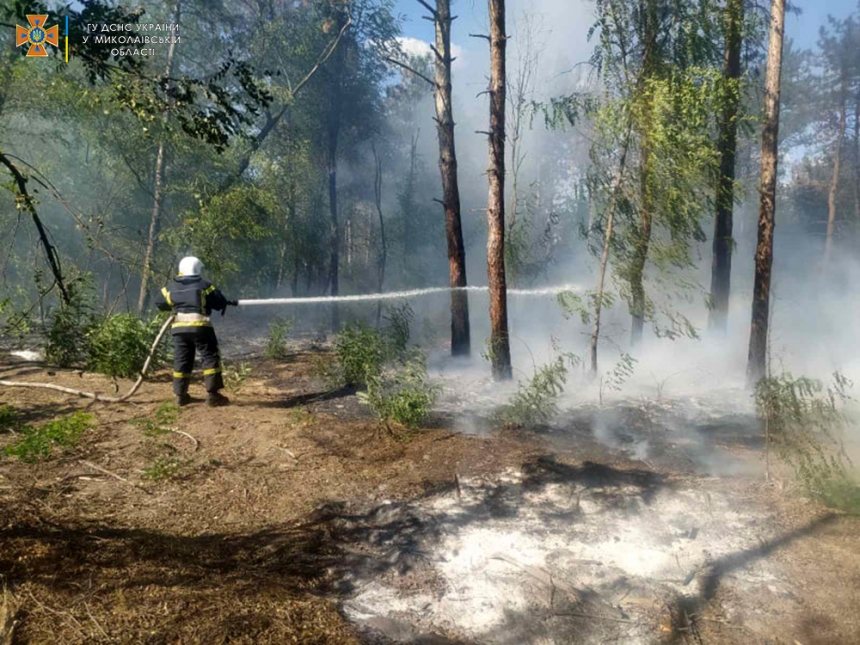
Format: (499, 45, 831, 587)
(155, 256, 236, 407)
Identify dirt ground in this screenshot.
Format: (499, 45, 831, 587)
(0, 350, 858, 644)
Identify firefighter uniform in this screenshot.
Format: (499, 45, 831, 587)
(155, 258, 232, 406)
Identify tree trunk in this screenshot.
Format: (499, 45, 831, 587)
(431, 0, 471, 356)
(709, 0, 744, 331)
(854, 98, 859, 227)
(138, 0, 180, 313)
(747, 0, 786, 384)
(372, 141, 387, 326)
(591, 129, 632, 374)
(326, 9, 348, 331)
(629, 0, 658, 346)
(825, 77, 847, 263)
(486, 0, 512, 380)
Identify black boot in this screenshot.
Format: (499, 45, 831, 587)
(207, 391, 230, 407)
(176, 393, 192, 407)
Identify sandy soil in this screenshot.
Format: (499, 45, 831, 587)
(0, 350, 858, 644)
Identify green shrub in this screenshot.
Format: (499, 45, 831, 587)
(383, 304, 413, 356)
(755, 371, 858, 512)
(224, 362, 253, 392)
(44, 280, 97, 368)
(265, 318, 293, 360)
(5, 412, 93, 462)
(334, 323, 388, 387)
(87, 313, 169, 378)
(331, 307, 416, 388)
(358, 358, 439, 431)
(0, 405, 19, 432)
(500, 357, 568, 429)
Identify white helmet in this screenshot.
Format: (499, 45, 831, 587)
(178, 256, 203, 277)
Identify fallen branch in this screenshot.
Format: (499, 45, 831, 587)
(170, 429, 199, 451)
(0, 315, 174, 403)
(79, 460, 151, 495)
(491, 553, 583, 603)
(0, 588, 18, 645)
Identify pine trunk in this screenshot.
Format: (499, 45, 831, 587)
(138, 0, 180, 313)
(747, 0, 786, 384)
(825, 78, 847, 263)
(486, 0, 512, 380)
(709, 0, 744, 331)
(432, 0, 471, 356)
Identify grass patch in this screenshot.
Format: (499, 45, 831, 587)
(142, 456, 188, 482)
(0, 405, 18, 433)
(5, 412, 93, 462)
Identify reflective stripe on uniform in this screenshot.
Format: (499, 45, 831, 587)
(173, 371, 192, 379)
(172, 321, 212, 328)
(161, 287, 173, 306)
(203, 367, 222, 376)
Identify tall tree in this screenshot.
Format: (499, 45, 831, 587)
(408, 0, 472, 356)
(138, 0, 181, 313)
(486, 0, 512, 379)
(709, 0, 744, 331)
(821, 18, 853, 263)
(748, 0, 786, 383)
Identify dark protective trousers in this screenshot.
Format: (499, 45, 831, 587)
(172, 327, 224, 396)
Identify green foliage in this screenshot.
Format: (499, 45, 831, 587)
(501, 357, 569, 429)
(5, 412, 93, 462)
(754, 372, 858, 511)
(265, 318, 293, 360)
(331, 306, 415, 388)
(143, 456, 188, 482)
(224, 362, 253, 392)
(87, 313, 168, 378)
(601, 353, 638, 401)
(0, 405, 19, 432)
(334, 323, 389, 387)
(44, 279, 97, 368)
(383, 303, 413, 355)
(358, 358, 440, 431)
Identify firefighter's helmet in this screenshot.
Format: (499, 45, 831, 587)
(178, 256, 203, 277)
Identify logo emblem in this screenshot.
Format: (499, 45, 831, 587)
(16, 15, 59, 57)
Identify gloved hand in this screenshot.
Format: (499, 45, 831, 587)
(220, 300, 239, 316)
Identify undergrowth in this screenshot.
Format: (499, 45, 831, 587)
(0, 405, 18, 432)
(332, 304, 416, 388)
(500, 357, 569, 429)
(5, 412, 93, 462)
(143, 456, 188, 482)
(87, 313, 169, 378)
(224, 362, 253, 392)
(359, 357, 440, 433)
(134, 402, 179, 437)
(755, 371, 859, 514)
(265, 318, 292, 360)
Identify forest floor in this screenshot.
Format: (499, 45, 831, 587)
(0, 346, 858, 644)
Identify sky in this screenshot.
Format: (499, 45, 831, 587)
(396, 0, 859, 72)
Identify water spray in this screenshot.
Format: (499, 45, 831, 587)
(236, 283, 583, 306)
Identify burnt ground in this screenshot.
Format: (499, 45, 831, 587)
(0, 350, 858, 644)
